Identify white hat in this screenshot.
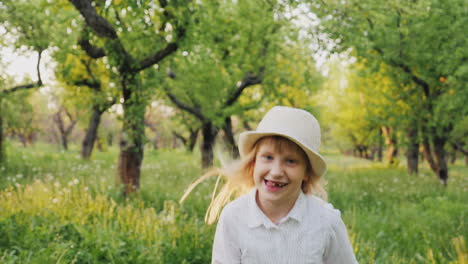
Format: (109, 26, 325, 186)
(238, 106, 327, 177)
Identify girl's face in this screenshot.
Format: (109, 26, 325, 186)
(253, 137, 309, 207)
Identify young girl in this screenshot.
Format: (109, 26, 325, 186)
(181, 106, 358, 264)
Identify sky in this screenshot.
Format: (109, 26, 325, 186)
(1, 46, 54, 84)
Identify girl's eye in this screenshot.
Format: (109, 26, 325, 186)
(263, 155, 273, 160)
(286, 159, 297, 164)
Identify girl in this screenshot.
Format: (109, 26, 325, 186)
(181, 106, 358, 264)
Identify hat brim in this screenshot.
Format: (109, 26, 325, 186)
(238, 131, 327, 178)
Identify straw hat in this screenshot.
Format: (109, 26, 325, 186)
(238, 106, 327, 177)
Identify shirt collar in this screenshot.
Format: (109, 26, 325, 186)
(246, 189, 307, 229)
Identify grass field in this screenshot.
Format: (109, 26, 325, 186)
(0, 141, 467, 263)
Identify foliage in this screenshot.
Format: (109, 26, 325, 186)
(310, 0, 468, 128)
(162, 0, 280, 126)
(318, 59, 422, 151)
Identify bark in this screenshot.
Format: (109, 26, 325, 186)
(223, 117, 239, 158)
(201, 122, 218, 168)
(406, 126, 419, 174)
(96, 136, 104, 151)
(422, 136, 438, 173)
(449, 150, 456, 164)
(173, 131, 187, 147)
(117, 74, 145, 196)
(53, 108, 78, 151)
(188, 128, 198, 152)
(433, 135, 448, 185)
(81, 106, 103, 159)
(355, 144, 370, 159)
(173, 127, 198, 152)
(18, 134, 28, 147)
(381, 126, 398, 165)
(376, 128, 383, 162)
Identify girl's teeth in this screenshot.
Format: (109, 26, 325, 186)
(266, 180, 286, 188)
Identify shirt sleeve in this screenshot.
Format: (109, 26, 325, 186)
(212, 208, 241, 264)
(323, 209, 358, 264)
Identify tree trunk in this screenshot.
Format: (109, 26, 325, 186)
(152, 130, 158, 150)
(422, 136, 438, 173)
(406, 126, 419, 174)
(377, 129, 383, 162)
(0, 113, 4, 162)
(449, 151, 456, 164)
(117, 74, 146, 196)
(433, 135, 448, 185)
(223, 117, 239, 158)
(61, 134, 69, 150)
(96, 136, 104, 151)
(201, 122, 217, 168)
(381, 126, 398, 165)
(107, 133, 113, 146)
(81, 106, 103, 159)
(188, 128, 198, 152)
(17, 132, 28, 147)
(53, 107, 77, 151)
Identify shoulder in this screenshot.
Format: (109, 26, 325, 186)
(305, 195, 343, 227)
(218, 192, 251, 223)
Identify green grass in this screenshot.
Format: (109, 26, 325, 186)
(0, 142, 467, 263)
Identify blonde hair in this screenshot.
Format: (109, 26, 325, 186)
(180, 136, 327, 224)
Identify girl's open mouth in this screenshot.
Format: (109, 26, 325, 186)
(264, 179, 288, 191)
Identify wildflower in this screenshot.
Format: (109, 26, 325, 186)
(73, 179, 79, 185)
(46, 173, 54, 180)
(16, 174, 23, 179)
(52, 198, 59, 203)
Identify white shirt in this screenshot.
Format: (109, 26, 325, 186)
(212, 189, 358, 264)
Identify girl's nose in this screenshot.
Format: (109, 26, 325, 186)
(270, 161, 285, 177)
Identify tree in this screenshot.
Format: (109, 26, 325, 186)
(0, 50, 43, 161)
(54, 44, 117, 159)
(68, 0, 189, 195)
(52, 106, 79, 150)
(163, 0, 318, 167)
(308, 0, 468, 183)
(0, 0, 75, 160)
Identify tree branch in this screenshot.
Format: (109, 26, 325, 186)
(366, 16, 430, 97)
(78, 38, 106, 58)
(36, 50, 43, 85)
(72, 80, 100, 89)
(2, 49, 43, 95)
(135, 43, 179, 72)
(69, 0, 118, 39)
(453, 142, 468, 156)
(165, 92, 206, 122)
(224, 73, 262, 107)
(172, 131, 187, 145)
